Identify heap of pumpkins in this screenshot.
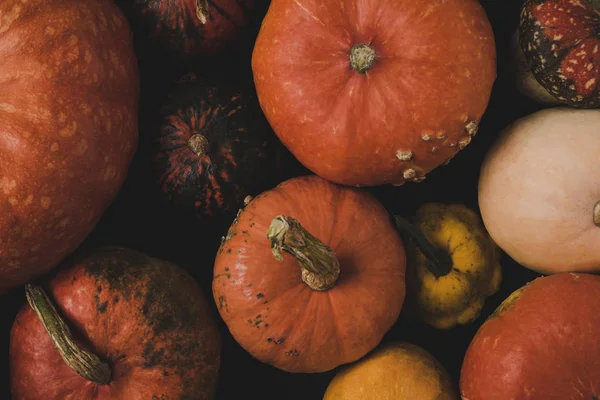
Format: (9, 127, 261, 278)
(1, 0, 600, 399)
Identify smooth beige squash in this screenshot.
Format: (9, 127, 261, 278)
(323, 342, 457, 400)
(479, 107, 600, 274)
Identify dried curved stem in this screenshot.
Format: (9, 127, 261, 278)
(25, 284, 111, 385)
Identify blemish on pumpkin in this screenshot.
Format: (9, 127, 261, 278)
(459, 137, 472, 149)
(421, 132, 433, 141)
(285, 349, 300, 357)
(403, 169, 416, 180)
(256, 293, 264, 299)
(267, 338, 273, 342)
(396, 150, 413, 161)
(466, 120, 479, 136)
(489, 285, 527, 320)
(274, 338, 285, 345)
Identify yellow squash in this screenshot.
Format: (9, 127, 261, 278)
(396, 203, 502, 329)
(323, 341, 457, 400)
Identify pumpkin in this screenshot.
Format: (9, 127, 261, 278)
(519, 0, 600, 108)
(128, 0, 257, 57)
(10, 247, 221, 400)
(212, 175, 406, 373)
(151, 74, 276, 219)
(460, 273, 600, 400)
(251, 0, 496, 187)
(0, 0, 139, 293)
(510, 29, 563, 105)
(395, 203, 502, 330)
(478, 107, 600, 275)
(323, 341, 458, 400)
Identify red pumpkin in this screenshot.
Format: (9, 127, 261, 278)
(129, 0, 257, 57)
(520, 0, 600, 108)
(10, 247, 221, 400)
(0, 0, 139, 292)
(213, 175, 406, 373)
(151, 74, 276, 219)
(460, 273, 600, 400)
(251, 0, 496, 186)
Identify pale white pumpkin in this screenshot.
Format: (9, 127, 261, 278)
(479, 107, 600, 274)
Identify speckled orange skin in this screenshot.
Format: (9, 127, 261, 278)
(10, 247, 221, 400)
(460, 273, 600, 400)
(251, 0, 496, 187)
(0, 0, 139, 292)
(213, 175, 406, 373)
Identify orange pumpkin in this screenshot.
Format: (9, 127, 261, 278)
(251, 0, 496, 186)
(212, 175, 406, 373)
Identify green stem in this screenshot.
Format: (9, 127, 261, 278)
(25, 284, 111, 385)
(267, 216, 340, 291)
(394, 215, 453, 278)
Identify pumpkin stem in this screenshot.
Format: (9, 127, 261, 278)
(267, 216, 340, 291)
(188, 134, 210, 157)
(394, 215, 453, 278)
(196, 0, 210, 24)
(594, 201, 600, 227)
(349, 44, 377, 73)
(25, 284, 112, 385)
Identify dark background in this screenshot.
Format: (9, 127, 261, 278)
(1, 0, 548, 398)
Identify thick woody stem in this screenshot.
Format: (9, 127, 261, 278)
(196, 0, 210, 24)
(188, 134, 210, 157)
(267, 216, 340, 291)
(25, 284, 111, 385)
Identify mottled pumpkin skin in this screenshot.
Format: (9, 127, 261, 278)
(460, 273, 600, 400)
(252, 0, 496, 186)
(10, 247, 221, 400)
(130, 0, 256, 56)
(520, 0, 600, 108)
(213, 175, 406, 373)
(152, 74, 274, 219)
(0, 0, 139, 292)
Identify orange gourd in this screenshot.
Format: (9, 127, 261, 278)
(212, 175, 406, 373)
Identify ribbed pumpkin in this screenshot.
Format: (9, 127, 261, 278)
(0, 0, 139, 292)
(151, 74, 275, 219)
(128, 0, 257, 57)
(251, 0, 496, 186)
(213, 175, 407, 373)
(10, 247, 221, 400)
(519, 0, 600, 108)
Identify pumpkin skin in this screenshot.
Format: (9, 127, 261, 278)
(129, 0, 256, 57)
(460, 273, 600, 400)
(520, 0, 600, 108)
(10, 247, 221, 400)
(251, 0, 496, 187)
(0, 0, 139, 292)
(151, 74, 275, 219)
(323, 342, 458, 400)
(478, 108, 600, 275)
(213, 175, 406, 373)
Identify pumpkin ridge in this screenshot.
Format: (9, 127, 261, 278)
(207, 0, 241, 27)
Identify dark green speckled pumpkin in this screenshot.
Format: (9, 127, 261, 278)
(151, 74, 276, 220)
(128, 0, 257, 57)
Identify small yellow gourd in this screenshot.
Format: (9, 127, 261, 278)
(322, 341, 457, 400)
(395, 203, 502, 329)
